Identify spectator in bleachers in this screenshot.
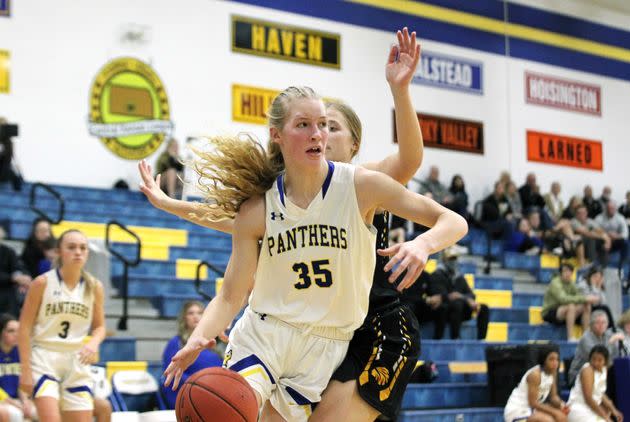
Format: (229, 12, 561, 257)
(161, 300, 223, 409)
(567, 345, 623, 422)
(0, 227, 30, 316)
(567, 311, 623, 387)
(544, 182, 565, 223)
(618, 191, 630, 226)
(503, 347, 568, 422)
(36, 236, 57, 276)
(582, 185, 603, 219)
(400, 272, 449, 340)
(528, 210, 584, 262)
(577, 266, 614, 330)
(562, 196, 583, 220)
(595, 201, 628, 268)
(0, 314, 37, 422)
(617, 310, 630, 357)
(448, 174, 469, 220)
(418, 165, 452, 207)
(498, 170, 512, 191)
(481, 181, 513, 240)
(20, 217, 53, 278)
(506, 181, 523, 220)
(431, 247, 489, 340)
(542, 263, 594, 341)
(518, 173, 546, 212)
(389, 213, 408, 245)
(155, 138, 184, 199)
(505, 217, 543, 255)
(571, 205, 611, 266)
(0, 118, 22, 192)
(599, 186, 612, 209)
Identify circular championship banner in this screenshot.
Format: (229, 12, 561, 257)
(88, 57, 173, 160)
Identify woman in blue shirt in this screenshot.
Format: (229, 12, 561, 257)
(161, 301, 223, 409)
(0, 314, 36, 422)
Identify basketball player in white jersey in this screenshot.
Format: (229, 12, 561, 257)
(504, 348, 567, 422)
(18, 230, 105, 422)
(568, 345, 623, 422)
(142, 27, 427, 421)
(162, 85, 467, 421)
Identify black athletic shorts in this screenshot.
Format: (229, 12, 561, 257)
(330, 301, 421, 420)
(543, 307, 561, 324)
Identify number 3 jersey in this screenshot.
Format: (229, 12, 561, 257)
(32, 269, 94, 352)
(250, 162, 377, 334)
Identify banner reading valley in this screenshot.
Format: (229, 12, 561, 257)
(88, 57, 174, 160)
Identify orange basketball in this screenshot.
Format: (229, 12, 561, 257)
(175, 367, 258, 422)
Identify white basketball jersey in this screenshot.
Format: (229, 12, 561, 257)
(569, 363, 607, 406)
(250, 162, 377, 334)
(506, 365, 554, 410)
(32, 269, 94, 352)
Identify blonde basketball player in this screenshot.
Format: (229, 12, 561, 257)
(143, 27, 427, 421)
(162, 85, 467, 421)
(18, 230, 105, 422)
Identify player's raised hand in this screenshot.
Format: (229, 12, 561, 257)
(377, 236, 430, 292)
(164, 336, 216, 390)
(138, 160, 170, 210)
(386, 27, 421, 91)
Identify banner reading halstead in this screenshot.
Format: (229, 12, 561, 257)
(88, 57, 174, 160)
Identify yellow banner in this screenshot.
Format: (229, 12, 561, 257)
(0, 50, 9, 94)
(232, 84, 279, 125)
(231, 15, 341, 69)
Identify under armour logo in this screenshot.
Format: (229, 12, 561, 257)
(270, 212, 285, 221)
(53, 290, 62, 296)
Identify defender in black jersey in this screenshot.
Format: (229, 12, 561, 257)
(330, 212, 421, 420)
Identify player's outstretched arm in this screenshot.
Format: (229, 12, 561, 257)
(356, 168, 468, 290)
(138, 160, 235, 234)
(163, 196, 263, 389)
(363, 27, 423, 184)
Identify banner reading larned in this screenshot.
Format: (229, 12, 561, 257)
(527, 130, 602, 171)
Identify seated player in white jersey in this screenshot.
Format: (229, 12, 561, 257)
(162, 85, 468, 421)
(567, 345, 623, 422)
(141, 27, 424, 421)
(504, 347, 567, 422)
(18, 230, 106, 422)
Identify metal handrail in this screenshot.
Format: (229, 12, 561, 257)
(29, 182, 65, 224)
(105, 220, 141, 330)
(105, 221, 141, 266)
(195, 260, 225, 301)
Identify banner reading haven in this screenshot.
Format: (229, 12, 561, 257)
(527, 130, 602, 171)
(525, 72, 601, 116)
(231, 15, 340, 69)
(394, 112, 483, 155)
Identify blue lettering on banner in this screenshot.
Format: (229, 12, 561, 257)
(413, 51, 483, 95)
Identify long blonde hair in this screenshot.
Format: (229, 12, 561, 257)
(193, 86, 322, 220)
(55, 229, 96, 298)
